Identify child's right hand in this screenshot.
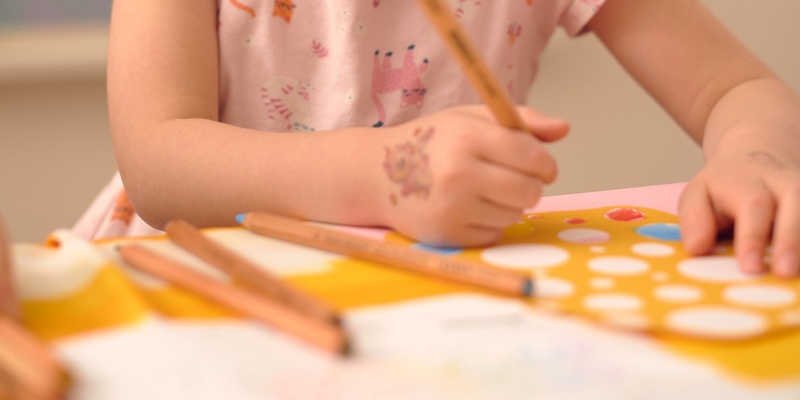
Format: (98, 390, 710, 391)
(381, 105, 569, 247)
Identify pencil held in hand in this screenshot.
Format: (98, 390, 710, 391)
(236, 212, 533, 297)
(118, 244, 350, 355)
(165, 219, 340, 325)
(416, 0, 524, 130)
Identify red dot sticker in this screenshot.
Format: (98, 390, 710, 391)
(563, 217, 586, 225)
(605, 207, 646, 222)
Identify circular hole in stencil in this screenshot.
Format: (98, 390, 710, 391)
(631, 242, 675, 257)
(589, 246, 606, 254)
(723, 285, 797, 309)
(557, 228, 611, 244)
(535, 277, 575, 299)
(651, 271, 670, 282)
(583, 293, 643, 311)
(677, 256, 762, 283)
(605, 207, 646, 222)
(480, 244, 569, 270)
(603, 312, 651, 331)
(588, 256, 650, 276)
(636, 223, 681, 241)
(665, 306, 768, 340)
(781, 310, 800, 327)
(654, 284, 703, 303)
(589, 277, 615, 290)
(412, 242, 463, 256)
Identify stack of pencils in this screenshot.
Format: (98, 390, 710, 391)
(119, 220, 350, 355)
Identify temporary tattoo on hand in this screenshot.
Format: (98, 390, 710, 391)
(384, 127, 435, 205)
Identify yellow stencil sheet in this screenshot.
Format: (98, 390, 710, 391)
(390, 206, 800, 342)
(374, 206, 800, 382)
(17, 208, 800, 382)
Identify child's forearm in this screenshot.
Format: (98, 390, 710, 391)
(115, 119, 396, 231)
(701, 76, 800, 163)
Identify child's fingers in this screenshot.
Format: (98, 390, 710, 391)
(769, 181, 800, 278)
(516, 106, 570, 142)
(414, 198, 520, 247)
(457, 105, 569, 142)
(470, 124, 559, 183)
(475, 162, 544, 210)
(732, 191, 775, 274)
(678, 181, 720, 256)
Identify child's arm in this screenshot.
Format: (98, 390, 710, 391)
(588, 0, 800, 277)
(108, 0, 568, 246)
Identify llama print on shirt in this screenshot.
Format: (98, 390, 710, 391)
(230, 0, 256, 17)
(110, 189, 134, 226)
(450, 0, 482, 22)
(508, 22, 522, 45)
(273, 0, 296, 23)
(261, 77, 316, 132)
(371, 45, 429, 128)
(311, 40, 329, 58)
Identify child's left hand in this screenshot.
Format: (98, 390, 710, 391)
(679, 149, 800, 278)
(588, 0, 800, 278)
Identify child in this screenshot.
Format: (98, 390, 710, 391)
(75, 0, 800, 278)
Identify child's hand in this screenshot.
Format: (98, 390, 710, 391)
(679, 150, 800, 278)
(381, 105, 569, 247)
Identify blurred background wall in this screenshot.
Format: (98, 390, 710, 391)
(1, 1, 799, 242)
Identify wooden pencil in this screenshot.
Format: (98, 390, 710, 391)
(165, 219, 340, 326)
(118, 244, 350, 355)
(0, 315, 70, 400)
(0, 214, 17, 320)
(236, 212, 533, 297)
(0, 214, 69, 399)
(416, 0, 525, 130)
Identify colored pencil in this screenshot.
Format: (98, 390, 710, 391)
(165, 219, 340, 326)
(118, 244, 350, 355)
(416, 0, 525, 130)
(0, 315, 70, 400)
(0, 214, 17, 320)
(0, 214, 69, 399)
(236, 212, 533, 297)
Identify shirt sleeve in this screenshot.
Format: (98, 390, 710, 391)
(560, 0, 607, 36)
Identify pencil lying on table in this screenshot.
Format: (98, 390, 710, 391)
(0, 214, 69, 400)
(118, 244, 350, 355)
(0, 316, 70, 400)
(416, 0, 525, 130)
(236, 212, 533, 297)
(0, 214, 17, 320)
(165, 219, 340, 326)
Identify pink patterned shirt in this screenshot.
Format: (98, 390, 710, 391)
(218, 0, 605, 131)
(74, 0, 605, 239)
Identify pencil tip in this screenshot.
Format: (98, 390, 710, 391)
(235, 213, 246, 225)
(522, 279, 533, 297)
(341, 338, 354, 356)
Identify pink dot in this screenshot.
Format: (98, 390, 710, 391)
(563, 217, 586, 225)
